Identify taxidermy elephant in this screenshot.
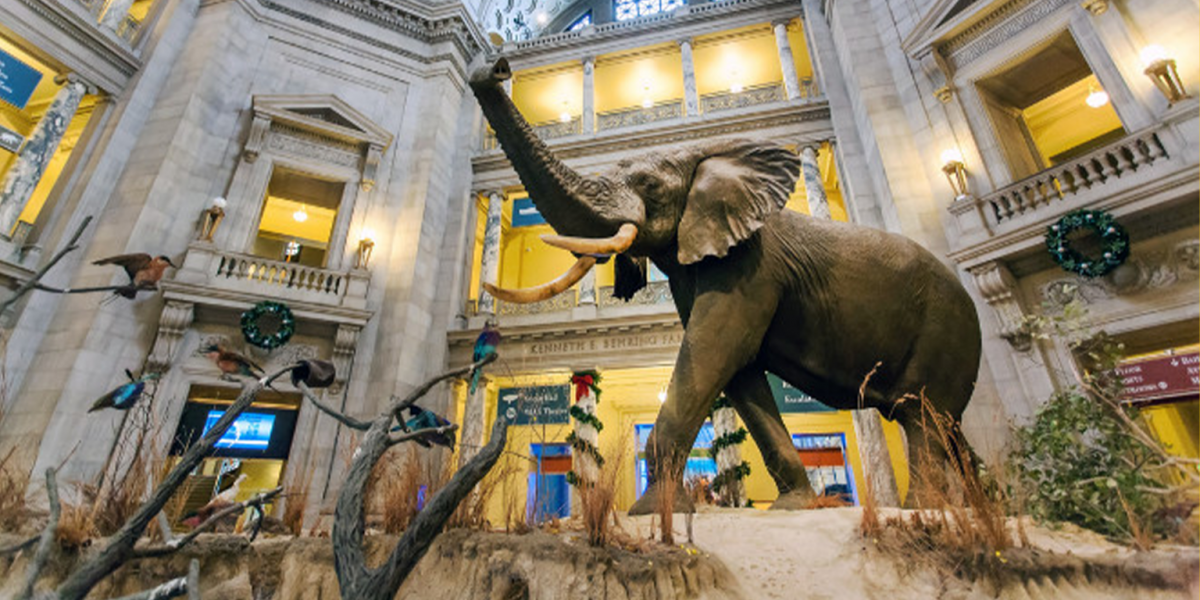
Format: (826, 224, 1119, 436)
(470, 59, 982, 513)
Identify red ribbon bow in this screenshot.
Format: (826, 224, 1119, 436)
(571, 374, 594, 403)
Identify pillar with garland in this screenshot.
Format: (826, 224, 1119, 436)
(567, 371, 604, 486)
(710, 395, 750, 507)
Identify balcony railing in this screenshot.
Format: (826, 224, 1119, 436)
(949, 126, 1178, 245)
(467, 280, 674, 318)
(700, 82, 785, 114)
(597, 100, 683, 131)
(172, 243, 369, 309)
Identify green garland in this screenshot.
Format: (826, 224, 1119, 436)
(569, 405, 604, 432)
(240, 301, 295, 350)
(710, 428, 748, 456)
(711, 395, 732, 412)
(711, 462, 750, 493)
(1046, 209, 1130, 278)
(566, 431, 605, 468)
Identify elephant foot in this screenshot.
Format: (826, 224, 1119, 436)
(628, 484, 695, 516)
(769, 489, 816, 511)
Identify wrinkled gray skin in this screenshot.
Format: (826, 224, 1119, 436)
(470, 59, 982, 512)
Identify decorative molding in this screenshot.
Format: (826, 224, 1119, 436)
(1040, 239, 1200, 306)
(147, 300, 195, 373)
(938, 0, 1073, 70)
(329, 323, 361, 395)
(268, 125, 362, 168)
(1080, 0, 1108, 16)
(969, 261, 1031, 352)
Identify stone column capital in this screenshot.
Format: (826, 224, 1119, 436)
(771, 17, 795, 28)
(676, 37, 693, 48)
(53, 73, 97, 95)
(581, 55, 595, 66)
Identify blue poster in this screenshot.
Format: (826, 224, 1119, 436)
(202, 410, 276, 450)
(497, 385, 570, 425)
(768, 373, 832, 413)
(510, 197, 546, 228)
(0, 49, 43, 110)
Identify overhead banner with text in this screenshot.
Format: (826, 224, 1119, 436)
(767, 373, 832, 413)
(497, 384, 571, 425)
(0, 49, 42, 110)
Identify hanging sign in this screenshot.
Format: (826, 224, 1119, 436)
(498, 384, 570, 425)
(510, 197, 547, 228)
(0, 124, 23, 153)
(0, 49, 43, 110)
(1116, 351, 1199, 405)
(768, 373, 832, 413)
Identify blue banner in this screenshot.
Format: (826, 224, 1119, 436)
(0, 49, 43, 110)
(768, 373, 832, 413)
(497, 384, 570, 425)
(511, 197, 546, 228)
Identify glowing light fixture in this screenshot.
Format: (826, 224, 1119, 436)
(641, 83, 653, 109)
(292, 206, 309, 223)
(1085, 85, 1109, 108)
(1140, 45, 1191, 105)
(535, 11, 548, 24)
(355, 228, 376, 269)
(657, 389, 667, 403)
(559, 100, 571, 123)
(940, 148, 969, 200)
(730, 81, 744, 94)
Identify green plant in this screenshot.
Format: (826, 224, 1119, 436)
(1010, 293, 1198, 543)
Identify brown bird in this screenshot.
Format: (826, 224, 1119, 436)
(201, 344, 264, 379)
(93, 253, 176, 298)
(181, 473, 247, 529)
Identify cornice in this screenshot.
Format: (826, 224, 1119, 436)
(936, 0, 1072, 70)
(448, 313, 681, 347)
(15, 0, 141, 89)
(161, 281, 374, 326)
(471, 101, 833, 174)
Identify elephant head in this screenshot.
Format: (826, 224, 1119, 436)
(470, 58, 802, 301)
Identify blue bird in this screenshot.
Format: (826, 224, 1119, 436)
(391, 404, 456, 449)
(470, 322, 500, 395)
(89, 369, 161, 412)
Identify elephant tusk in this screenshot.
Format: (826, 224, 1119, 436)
(482, 255, 597, 304)
(540, 223, 638, 256)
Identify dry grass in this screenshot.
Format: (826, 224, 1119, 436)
(450, 452, 521, 531)
(0, 446, 29, 533)
(55, 499, 96, 551)
(86, 388, 171, 537)
(576, 435, 628, 547)
(282, 464, 314, 537)
(499, 455, 530, 534)
(654, 452, 682, 546)
(369, 446, 425, 535)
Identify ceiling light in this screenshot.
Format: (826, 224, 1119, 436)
(642, 97, 653, 109)
(293, 207, 308, 223)
(559, 111, 572, 123)
(535, 12, 548, 24)
(1085, 86, 1109, 108)
(730, 82, 744, 94)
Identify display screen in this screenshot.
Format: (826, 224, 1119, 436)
(202, 411, 275, 450)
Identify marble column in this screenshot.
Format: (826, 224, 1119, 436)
(798, 144, 831, 220)
(0, 74, 89, 237)
(678, 38, 700, 117)
(459, 381, 487, 468)
(100, 0, 136, 31)
(477, 191, 504, 316)
(712, 400, 747, 507)
(578, 268, 596, 305)
(773, 19, 802, 101)
(582, 56, 595, 134)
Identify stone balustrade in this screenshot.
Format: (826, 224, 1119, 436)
(467, 280, 674, 318)
(949, 126, 1177, 247)
(172, 243, 369, 310)
(699, 82, 786, 114)
(597, 100, 684, 131)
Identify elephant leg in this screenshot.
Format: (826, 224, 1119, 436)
(629, 281, 777, 516)
(725, 368, 815, 509)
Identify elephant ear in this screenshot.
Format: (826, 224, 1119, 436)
(613, 254, 648, 300)
(676, 142, 800, 265)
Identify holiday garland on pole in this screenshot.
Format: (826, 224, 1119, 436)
(710, 395, 750, 507)
(240, 301, 295, 350)
(566, 371, 604, 487)
(1046, 209, 1130, 278)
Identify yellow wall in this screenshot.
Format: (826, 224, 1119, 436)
(594, 44, 685, 113)
(1023, 75, 1123, 163)
(258, 197, 337, 243)
(693, 24, 783, 96)
(512, 61, 584, 125)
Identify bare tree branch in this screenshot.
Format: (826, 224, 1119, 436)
(54, 365, 297, 600)
(387, 424, 458, 447)
(132, 487, 282, 559)
(186, 559, 199, 600)
(0, 534, 39, 556)
(296, 382, 370, 430)
(1, 216, 92, 314)
(108, 576, 188, 600)
(18, 468, 60, 600)
(28, 281, 159, 297)
(389, 353, 497, 425)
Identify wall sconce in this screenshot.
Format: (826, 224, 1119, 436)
(292, 206, 308, 223)
(1140, 45, 1191, 105)
(198, 196, 226, 242)
(940, 148, 970, 200)
(355, 229, 376, 269)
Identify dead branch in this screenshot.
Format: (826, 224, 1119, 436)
(296, 382, 370, 430)
(108, 576, 187, 600)
(0, 534, 39, 556)
(52, 365, 296, 600)
(18, 468, 60, 600)
(332, 352, 506, 600)
(387, 424, 457, 447)
(132, 487, 282, 559)
(28, 281, 159, 297)
(1, 215, 92, 314)
(389, 353, 497, 425)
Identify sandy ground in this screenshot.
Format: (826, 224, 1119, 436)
(625, 507, 1200, 600)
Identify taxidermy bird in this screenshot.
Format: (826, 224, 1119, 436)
(93, 253, 177, 298)
(392, 404, 456, 450)
(88, 369, 160, 412)
(182, 473, 247, 529)
(469, 322, 501, 395)
(202, 344, 264, 379)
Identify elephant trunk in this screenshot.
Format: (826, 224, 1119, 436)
(470, 59, 637, 238)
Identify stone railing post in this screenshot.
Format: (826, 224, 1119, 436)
(0, 74, 91, 236)
(773, 19, 802, 101)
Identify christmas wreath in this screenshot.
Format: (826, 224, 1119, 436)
(240, 301, 295, 350)
(1046, 209, 1129, 278)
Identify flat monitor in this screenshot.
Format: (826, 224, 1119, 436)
(202, 411, 276, 450)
